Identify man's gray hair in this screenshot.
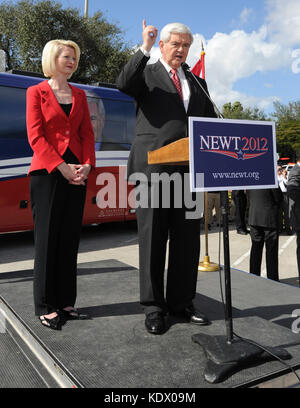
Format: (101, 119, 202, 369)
(160, 22, 193, 44)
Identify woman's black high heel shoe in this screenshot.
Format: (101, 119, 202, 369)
(61, 308, 89, 320)
(39, 314, 62, 330)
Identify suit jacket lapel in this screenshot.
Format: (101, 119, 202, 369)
(39, 81, 65, 118)
(69, 84, 81, 119)
(186, 71, 198, 115)
(40, 80, 79, 119)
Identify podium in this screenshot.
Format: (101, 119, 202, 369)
(148, 137, 291, 383)
(148, 137, 189, 165)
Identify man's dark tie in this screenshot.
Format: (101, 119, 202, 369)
(171, 68, 183, 101)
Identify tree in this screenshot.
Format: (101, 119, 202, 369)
(221, 100, 300, 160)
(222, 101, 268, 121)
(0, 3, 20, 69)
(0, 0, 132, 83)
(272, 100, 300, 122)
(271, 101, 300, 160)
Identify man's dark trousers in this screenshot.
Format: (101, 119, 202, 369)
(249, 226, 279, 281)
(136, 180, 200, 316)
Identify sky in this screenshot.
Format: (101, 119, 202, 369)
(8, 0, 300, 114)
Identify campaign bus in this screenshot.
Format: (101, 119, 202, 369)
(0, 71, 136, 233)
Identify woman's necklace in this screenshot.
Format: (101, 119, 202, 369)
(48, 80, 72, 104)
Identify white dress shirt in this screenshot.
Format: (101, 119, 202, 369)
(278, 174, 287, 192)
(159, 58, 191, 112)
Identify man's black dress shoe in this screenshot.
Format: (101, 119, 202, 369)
(145, 312, 166, 335)
(237, 229, 248, 235)
(182, 306, 211, 326)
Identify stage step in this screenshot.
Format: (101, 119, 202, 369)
(0, 297, 82, 388)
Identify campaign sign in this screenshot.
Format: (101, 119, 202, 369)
(189, 117, 278, 192)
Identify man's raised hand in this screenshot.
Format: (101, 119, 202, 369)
(142, 19, 158, 52)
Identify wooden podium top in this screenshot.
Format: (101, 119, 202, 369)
(147, 138, 189, 165)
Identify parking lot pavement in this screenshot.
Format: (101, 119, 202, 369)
(0, 221, 298, 287)
(204, 223, 298, 286)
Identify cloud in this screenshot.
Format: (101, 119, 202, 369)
(188, 27, 291, 112)
(239, 8, 253, 26)
(265, 0, 300, 47)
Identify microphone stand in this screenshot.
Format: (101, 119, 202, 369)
(184, 64, 291, 383)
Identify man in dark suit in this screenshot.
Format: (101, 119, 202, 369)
(116, 21, 216, 334)
(287, 150, 300, 285)
(247, 188, 283, 281)
(231, 190, 248, 235)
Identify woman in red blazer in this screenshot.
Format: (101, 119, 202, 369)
(26, 39, 95, 330)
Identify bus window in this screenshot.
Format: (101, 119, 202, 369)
(100, 99, 135, 151)
(84, 90, 106, 149)
(0, 86, 32, 159)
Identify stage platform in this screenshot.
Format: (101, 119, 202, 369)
(1, 259, 300, 389)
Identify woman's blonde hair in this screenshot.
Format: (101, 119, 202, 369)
(42, 39, 80, 78)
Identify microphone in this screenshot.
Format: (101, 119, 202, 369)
(181, 62, 224, 119)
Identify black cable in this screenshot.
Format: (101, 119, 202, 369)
(232, 331, 300, 384)
(217, 223, 226, 316)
